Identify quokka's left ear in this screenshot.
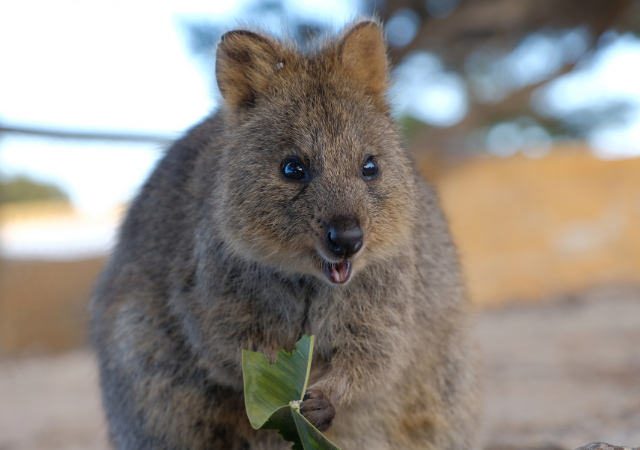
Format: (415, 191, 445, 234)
(338, 21, 390, 110)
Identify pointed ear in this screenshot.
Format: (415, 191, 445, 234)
(216, 30, 280, 109)
(339, 21, 389, 105)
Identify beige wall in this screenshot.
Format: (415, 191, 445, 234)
(0, 258, 105, 354)
(432, 148, 640, 306)
(0, 201, 107, 354)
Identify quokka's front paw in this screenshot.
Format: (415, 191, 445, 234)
(300, 388, 335, 431)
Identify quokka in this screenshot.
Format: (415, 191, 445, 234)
(91, 20, 480, 450)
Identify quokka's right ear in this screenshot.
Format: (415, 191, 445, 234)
(216, 30, 280, 109)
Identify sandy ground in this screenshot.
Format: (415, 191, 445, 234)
(0, 286, 639, 450)
(479, 286, 640, 449)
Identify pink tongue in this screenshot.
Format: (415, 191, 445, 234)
(329, 261, 352, 284)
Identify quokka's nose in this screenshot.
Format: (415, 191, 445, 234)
(325, 218, 363, 258)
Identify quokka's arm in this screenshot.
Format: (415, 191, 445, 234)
(307, 289, 411, 411)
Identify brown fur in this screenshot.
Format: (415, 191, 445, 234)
(90, 20, 480, 450)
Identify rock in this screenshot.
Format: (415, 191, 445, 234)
(575, 443, 639, 450)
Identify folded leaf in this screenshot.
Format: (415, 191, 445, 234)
(242, 335, 341, 450)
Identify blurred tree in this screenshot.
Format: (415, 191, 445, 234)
(180, 0, 640, 161)
(374, 0, 636, 65)
(370, 0, 639, 160)
(0, 175, 70, 205)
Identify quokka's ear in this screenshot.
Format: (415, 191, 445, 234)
(216, 30, 280, 109)
(338, 21, 389, 106)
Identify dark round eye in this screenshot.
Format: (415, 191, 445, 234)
(361, 157, 379, 179)
(281, 158, 307, 181)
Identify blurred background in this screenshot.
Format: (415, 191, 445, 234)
(1, 1, 639, 449)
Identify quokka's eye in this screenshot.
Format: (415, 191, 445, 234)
(281, 158, 308, 181)
(361, 157, 379, 180)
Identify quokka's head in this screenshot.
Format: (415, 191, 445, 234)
(213, 21, 418, 285)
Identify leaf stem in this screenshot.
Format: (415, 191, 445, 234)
(300, 335, 314, 399)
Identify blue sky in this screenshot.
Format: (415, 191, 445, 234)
(1, 0, 640, 214)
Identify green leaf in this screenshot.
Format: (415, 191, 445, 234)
(242, 335, 341, 450)
(242, 335, 313, 428)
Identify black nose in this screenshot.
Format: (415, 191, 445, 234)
(325, 218, 363, 258)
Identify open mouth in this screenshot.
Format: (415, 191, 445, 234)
(322, 261, 352, 284)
